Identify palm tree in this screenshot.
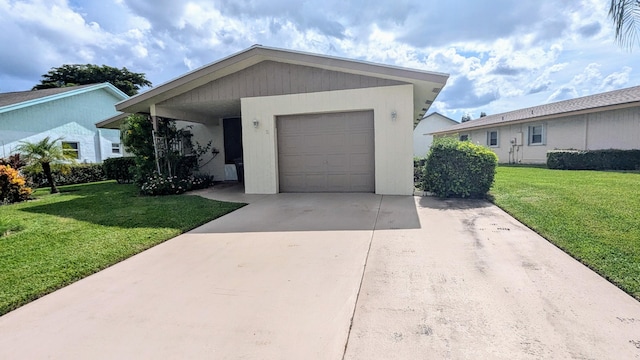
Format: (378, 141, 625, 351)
(609, 0, 640, 49)
(15, 137, 70, 194)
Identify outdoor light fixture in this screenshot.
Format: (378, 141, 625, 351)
(391, 111, 397, 121)
(253, 119, 259, 128)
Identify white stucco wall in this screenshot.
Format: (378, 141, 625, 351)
(1, 123, 118, 163)
(175, 120, 226, 181)
(241, 84, 415, 195)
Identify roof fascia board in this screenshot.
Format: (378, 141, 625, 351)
(95, 112, 129, 129)
(116, 45, 449, 114)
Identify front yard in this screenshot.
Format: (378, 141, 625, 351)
(491, 166, 640, 300)
(0, 181, 244, 316)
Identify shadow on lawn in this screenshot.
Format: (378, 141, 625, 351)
(21, 182, 242, 230)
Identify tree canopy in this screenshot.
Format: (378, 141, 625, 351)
(32, 64, 152, 96)
(609, 0, 640, 50)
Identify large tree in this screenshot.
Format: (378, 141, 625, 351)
(609, 0, 640, 49)
(15, 137, 73, 194)
(33, 64, 152, 96)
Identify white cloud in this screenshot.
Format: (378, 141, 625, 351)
(0, 0, 637, 118)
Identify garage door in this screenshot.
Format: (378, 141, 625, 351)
(277, 110, 375, 192)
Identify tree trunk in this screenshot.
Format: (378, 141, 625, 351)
(42, 162, 58, 194)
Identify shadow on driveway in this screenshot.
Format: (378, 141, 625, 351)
(190, 193, 422, 233)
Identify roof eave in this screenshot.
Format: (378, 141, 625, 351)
(0, 83, 128, 114)
(115, 45, 449, 117)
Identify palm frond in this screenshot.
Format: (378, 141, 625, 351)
(609, 0, 640, 50)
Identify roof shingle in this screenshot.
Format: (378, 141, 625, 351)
(0, 84, 96, 108)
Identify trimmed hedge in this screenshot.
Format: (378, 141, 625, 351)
(547, 149, 640, 170)
(414, 157, 427, 188)
(422, 137, 498, 198)
(103, 157, 136, 183)
(24, 164, 107, 188)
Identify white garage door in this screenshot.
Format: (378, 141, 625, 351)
(277, 111, 375, 192)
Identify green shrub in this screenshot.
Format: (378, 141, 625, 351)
(547, 149, 640, 170)
(0, 165, 32, 204)
(414, 157, 427, 189)
(23, 164, 106, 188)
(422, 137, 498, 198)
(140, 173, 213, 196)
(103, 157, 135, 183)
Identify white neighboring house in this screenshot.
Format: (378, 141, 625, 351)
(0, 83, 128, 162)
(432, 85, 640, 164)
(413, 112, 458, 157)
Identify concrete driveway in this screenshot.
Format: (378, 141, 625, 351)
(0, 191, 639, 359)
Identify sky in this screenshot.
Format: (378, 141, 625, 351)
(1, 0, 639, 121)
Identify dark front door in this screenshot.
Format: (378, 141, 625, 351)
(223, 118, 243, 164)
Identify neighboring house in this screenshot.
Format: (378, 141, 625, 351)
(413, 112, 458, 157)
(0, 83, 128, 162)
(98, 45, 449, 195)
(432, 85, 640, 164)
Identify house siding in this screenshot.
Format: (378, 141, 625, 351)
(0, 88, 123, 162)
(459, 107, 640, 164)
(160, 61, 406, 106)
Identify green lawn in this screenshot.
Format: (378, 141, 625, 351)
(491, 166, 640, 299)
(0, 181, 245, 316)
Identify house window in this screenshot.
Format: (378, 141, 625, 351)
(528, 125, 544, 145)
(459, 134, 469, 141)
(487, 131, 499, 147)
(62, 141, 79, 159)
(112, 143, 121, 154)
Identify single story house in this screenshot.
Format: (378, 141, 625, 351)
(98, 45, 449, 195)
(413, 112, 458, 157)
(0, 83, 128, 162)
(432, 85, 640, 164)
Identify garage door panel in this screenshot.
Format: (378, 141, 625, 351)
(304, 155, 327, 172)
(278, 110, 374, 193)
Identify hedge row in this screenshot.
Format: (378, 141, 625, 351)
(24, 164, 107, 188)
(547, 149, 640, 170)
(103, 157, 136, 183)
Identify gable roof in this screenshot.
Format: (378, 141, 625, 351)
(420, 112, 458, 124)
(113, 45, 449, 122)
(433, 85, 640, 135)
(0, 83, 128, 114)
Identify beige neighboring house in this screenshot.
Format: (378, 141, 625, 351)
(413, 112, 458, 157)
(432, 85, 640, 164)
(98, 45, 449, 195)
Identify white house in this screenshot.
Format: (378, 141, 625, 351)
(413, 112, 458, 157)
(432, 85, 640, 164)
(98, 45, 449, 195)
(0, 83, 128, 162)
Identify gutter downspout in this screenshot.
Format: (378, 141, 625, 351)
(95, 130, 103, 162)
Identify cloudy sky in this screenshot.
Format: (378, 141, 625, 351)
(1, 0, 638, 121)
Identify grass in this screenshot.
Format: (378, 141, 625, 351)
(0, 181, 245, 316)
(491, 166, 640, 299)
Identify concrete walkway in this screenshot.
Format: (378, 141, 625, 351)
(0, 188, 639, 359)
